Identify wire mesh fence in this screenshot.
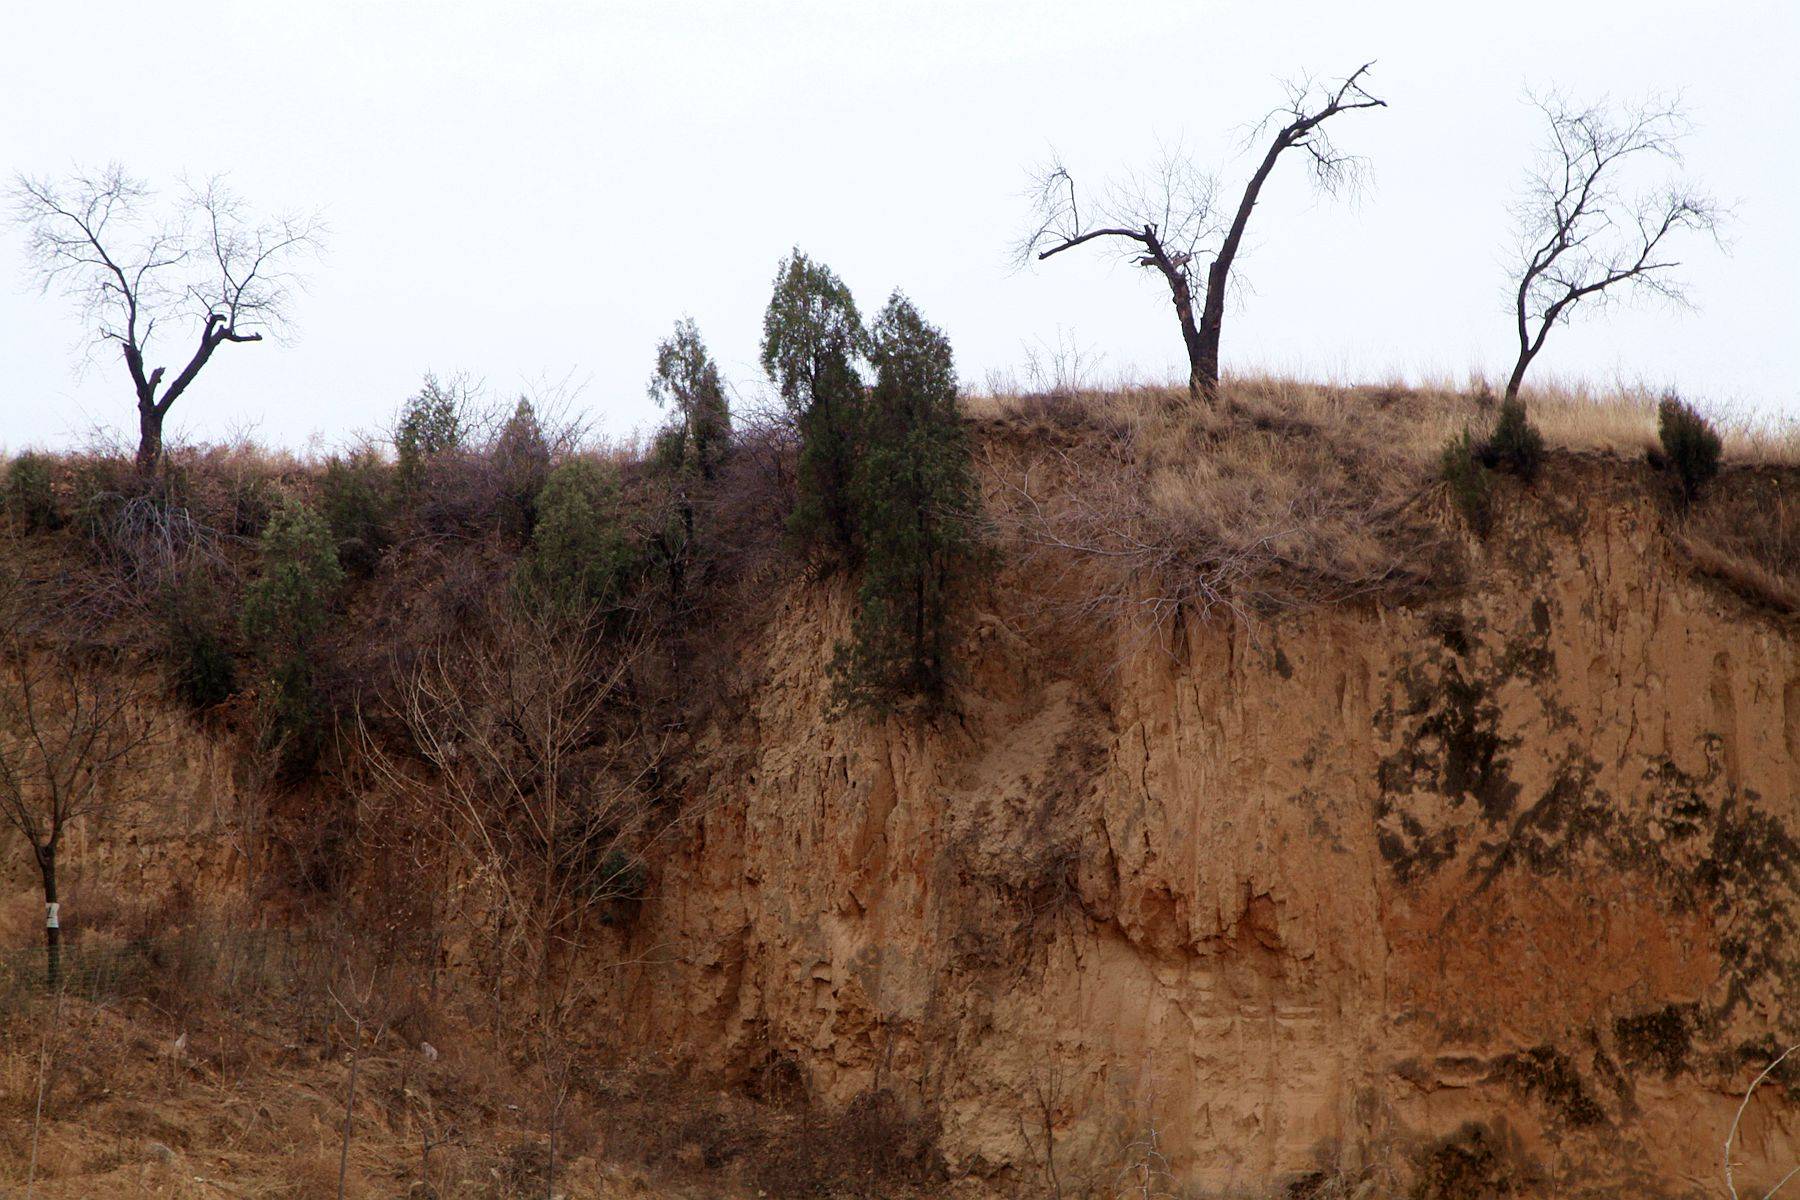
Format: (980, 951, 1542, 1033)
(0, 924, 336, 1014)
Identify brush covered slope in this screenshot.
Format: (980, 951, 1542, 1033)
(3, 382, 1797, 1197)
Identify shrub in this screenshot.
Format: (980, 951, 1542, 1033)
(1441, 428, 1494, 536)
(830, 293, 976, 713)
(1478, 397, 1545, 481)
(649, 317, 732, 483)
(242, 498, 344, 770)
(319, 450, 394, 576)
(1656, 392, 1723, 504)
(394, 373, 468, 491)
(5, 452, 61, 532)
(493, 397, 552, 540)
(162, 574, 238, 710)
(761, 249, 866, 560)
(519, 459, 634, 612)
(646, 320, 732, 601)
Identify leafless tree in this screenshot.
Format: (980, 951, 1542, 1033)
(328, 951, 394, 1200)
(1019, 64, 1384, 404)
(0, 613, 156, 987)
(1502, 91, 1722, 403)
(365, 599, 667, 1198)
(10, 165, 324, 472)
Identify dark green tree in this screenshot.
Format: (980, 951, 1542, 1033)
(241, 498, 344, 770)
(830, 293, 974, 713)
(647, 320, 731, 604)
(319, 450, 394, 577)
(519, 460, 634, 614)
(493, 397, 553, 539)
(1656, 392, 1722, 505)
(394, 373, 467, 491)
(760, 250, 865, 559)
(649, 318, 732, 483)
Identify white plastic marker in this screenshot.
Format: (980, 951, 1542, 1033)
(45, 902, 58, 929)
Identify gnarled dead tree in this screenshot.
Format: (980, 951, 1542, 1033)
(10, 166, 323, 472)
(1019, 63, 1385, 404)
(1503, 91, 1722, 402)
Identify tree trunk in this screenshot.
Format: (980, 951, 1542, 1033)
(136, 404, 165, 475)
(1195, 261, 1227, 405)
(1173, 277, 1210, 404)
(39, 846, 60, 991)
(1503, 354, 1532, 405)
(337, 1014, 363, 1200)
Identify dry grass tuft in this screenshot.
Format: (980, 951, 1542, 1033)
(970, 375, 1798, 641)
(1675, 469, 1800, 614)
(974, 378, 1466, 641)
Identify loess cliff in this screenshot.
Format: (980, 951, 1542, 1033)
(5, 392, 1798, 1197)
(601, 456, 1800, 1197)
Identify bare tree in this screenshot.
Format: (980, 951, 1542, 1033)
(1020, 64, 1384, 404)
(365, 599, 666, 1198)
(10, 165, 323, 472)
(0, 619, 156, 987)
(1502, 92, 1722, 403)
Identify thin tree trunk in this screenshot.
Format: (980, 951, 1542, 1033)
(39, 846, 60, 991)
(337, 1013, 363, 1200)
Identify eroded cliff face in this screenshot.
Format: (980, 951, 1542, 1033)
(608, 463, 1800, 1198)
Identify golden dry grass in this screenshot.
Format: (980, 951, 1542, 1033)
(968, 374, 1800, 630)
(965, 372, 1799, 466)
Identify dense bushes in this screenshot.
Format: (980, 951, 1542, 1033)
(162, 574, 239, 710)
(5, 452, 60, 532)
(395, 373, 468, 492)
(762, 250, 867, 561)
(830, 293, 975, 712)
(1442, 395, 1545, 534)
(319, 449, 394, 576)
(241, 499, 344, 770)
(1441, 428, 1495, 536)
(519, 459, 634, 612)
(1478, 396, 1545, 481)
(493, 398, 553, 539)
(645, 319, 732, 604)
(1656, 392, 1723, 504)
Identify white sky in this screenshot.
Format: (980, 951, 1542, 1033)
(2, 0, 1796, 453)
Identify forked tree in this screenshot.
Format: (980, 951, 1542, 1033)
(0, 616, 155, 987)
(1020, 63, 1385, 403)
(1503, 91, 1722, 403)
(10, 165, 323, 472)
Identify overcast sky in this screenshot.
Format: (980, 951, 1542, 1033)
(2, 0, 1795, 453)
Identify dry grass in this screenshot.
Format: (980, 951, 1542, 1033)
(968, 375, 1800, 638)
(972, 378, 1467, 641)
(1676, 469, 1800, 614)
(965, 372, 1798, 467)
